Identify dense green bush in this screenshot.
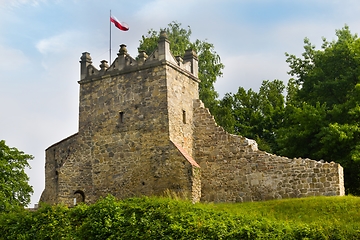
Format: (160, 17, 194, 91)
(0, 195, 359, 239)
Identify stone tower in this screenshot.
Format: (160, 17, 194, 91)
(40, 32, 344, 206)
(40, 32, 201, 205)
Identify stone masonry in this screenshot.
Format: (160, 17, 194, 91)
(40, 31, 344, 206)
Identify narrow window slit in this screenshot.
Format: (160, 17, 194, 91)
(182, 110, 186, 124)
(119, 111, 124, 123)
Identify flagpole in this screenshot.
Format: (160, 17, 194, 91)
(109, 9, 112, 64)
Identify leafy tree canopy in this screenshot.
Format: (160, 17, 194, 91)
(286, 25, 360, 108)
(0, 140, 33, 211)
(217, 80, 285, 152)
(138, 21, 224, 114)
(278, 26, 360, 194)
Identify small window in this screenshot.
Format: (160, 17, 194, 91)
(182, 110, 186, 124)
(74, 190, 85, 205)
(119, 111, 124, 123)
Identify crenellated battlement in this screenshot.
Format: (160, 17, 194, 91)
(79, 31, 198, 82)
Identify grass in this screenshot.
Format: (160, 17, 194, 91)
(207, 195, 360, 224)
(1, 195, 360, 239)
(203, 195, 360, 238)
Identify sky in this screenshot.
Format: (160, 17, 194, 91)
(1, 0, 360, 207)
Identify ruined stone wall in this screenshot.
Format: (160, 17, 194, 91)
(193, 99, 345, 202)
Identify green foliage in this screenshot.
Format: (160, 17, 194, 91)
(79, 195, 126, 239)
(0, 140, 33, 212)
(0, 204, 73, 240)
(276, 102, 328, 158)
(217, 80, 285, 152)
(138, 21, 224, 115)
(278, 26, 360, 194)
(286, 26, 360, 108)
(139, 22, 192, 57)
(1, 195, 360, 239)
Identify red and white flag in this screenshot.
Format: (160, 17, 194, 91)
(110, 15, 129, 31)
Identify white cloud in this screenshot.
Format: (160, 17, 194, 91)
(36, 30, 82, 55)
(216, 52, 290, 97)
(134, 0, 203, 24)
(0, 44, 29, 70)
(0, 0, 47, 8)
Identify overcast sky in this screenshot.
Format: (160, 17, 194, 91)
(1, 0, 360, 207)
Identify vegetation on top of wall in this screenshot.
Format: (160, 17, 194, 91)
(138, 21, 224, 117)
(1, 195, 359, 239)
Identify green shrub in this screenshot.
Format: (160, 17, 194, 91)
(0, 195, 359, 239)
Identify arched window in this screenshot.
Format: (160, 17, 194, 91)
(74, 190, 85, 205)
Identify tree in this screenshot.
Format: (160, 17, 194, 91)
(277, 26, 360, 194)
(0, 140, 33, 211)
(138, 21, 224, 115)
(217, 80, 285, 152)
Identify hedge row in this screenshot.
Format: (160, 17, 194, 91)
(0, 195, 358, 239)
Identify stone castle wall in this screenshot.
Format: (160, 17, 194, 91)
(193, 100, 345, 202)
(40, 31, 344, 206)
(78, 64, 171, 203)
